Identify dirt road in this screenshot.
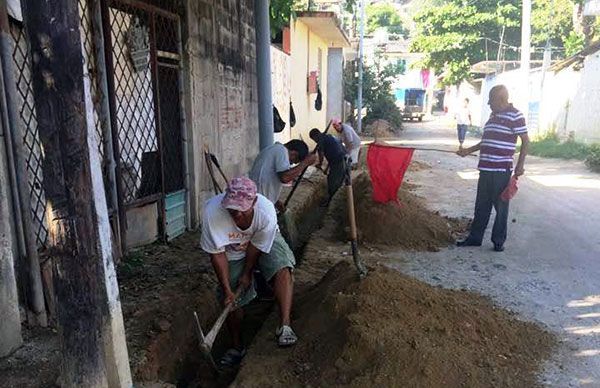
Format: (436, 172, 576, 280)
(382, 116, 600, 387)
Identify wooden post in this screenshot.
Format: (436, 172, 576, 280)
(21, 1, 132, 386)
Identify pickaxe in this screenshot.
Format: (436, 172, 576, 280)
(193, 288, 242, 371)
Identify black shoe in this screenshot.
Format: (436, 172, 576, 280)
(493, 243, 505, 252)
(456, 238, 482, 247)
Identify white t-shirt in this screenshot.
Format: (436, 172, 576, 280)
(340, 124, 361, 152)
(249, 142, 290, 204)
(200, 193, 278, 261)
(455, 106, 471, 125)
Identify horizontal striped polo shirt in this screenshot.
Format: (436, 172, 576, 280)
(478, 104, 527, 171)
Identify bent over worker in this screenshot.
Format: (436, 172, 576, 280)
(249, 139, 316, 212)
(200, 177, 297, 368)
(309, 128, 347, 206)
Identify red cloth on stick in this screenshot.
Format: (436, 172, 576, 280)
(366, 144, 415, 204)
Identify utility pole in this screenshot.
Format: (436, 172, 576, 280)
(521, 0, 532, 116)
(21, 0, 131, 386)
(357, 0, 365, 133)
(255, 0, 274, 149)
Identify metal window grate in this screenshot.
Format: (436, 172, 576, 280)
(8, 0, 110, 249)
(9, 21, 48, 249)
(108, 6, 160, 203)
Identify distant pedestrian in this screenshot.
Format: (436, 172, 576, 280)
(455, 98, 472, 149)
(332, 118, 361, 167)
(309, 128, 347, 206)
(456, 85, 529, 252)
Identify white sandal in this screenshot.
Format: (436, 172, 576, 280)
(276, 325, 298, 347)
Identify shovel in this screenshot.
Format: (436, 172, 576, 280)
(193, 288, 242, 371)
(343, 159, 368, 278)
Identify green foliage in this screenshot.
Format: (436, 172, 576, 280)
(270, 0, 296, 37)
(528, 131, 591, 160)
(366, 2, 407, 37)
(411, 0, 521, 85)
(411, 0, 583, 85)
(532, 0, 574, 47)
(585, 144, 600, 172)
(564, 31, 586, 56)
(344, 55, 406, 128)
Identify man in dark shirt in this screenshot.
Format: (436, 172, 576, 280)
(309, 128, 347, 206)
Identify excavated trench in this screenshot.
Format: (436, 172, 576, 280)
(178, 175, 329, 387)
(123, 169, 555, 388)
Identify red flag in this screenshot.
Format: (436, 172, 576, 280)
(367, 143, 414, 204)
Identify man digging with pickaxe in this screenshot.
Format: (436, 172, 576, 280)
(200, 177, 297, 368)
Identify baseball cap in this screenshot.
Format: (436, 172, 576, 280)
(221, 177, 257, 212)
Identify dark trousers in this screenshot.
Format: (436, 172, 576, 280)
(327, 158, 346, 199)
(468, 170, 511, 245)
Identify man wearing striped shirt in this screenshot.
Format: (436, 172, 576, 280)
(456, 85, 529, 252)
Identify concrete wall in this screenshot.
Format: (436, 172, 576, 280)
(326, 47, 343, 123)
(290, 19, 329, 145)
(271, 45, 292, 143)
(564, 52, 600, 143)
(471, 60, 600, 143)
(184, 0, 259, 228)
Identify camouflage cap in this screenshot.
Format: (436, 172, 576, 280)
(221, 176, 257, 212)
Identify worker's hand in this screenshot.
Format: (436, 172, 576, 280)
(275, 200, 286, 213)
(223, 289, 236, 307)
(456, 148, 469, 157)
(304, 153, 317, 166)
(514, 166, 525, 177)
(238, 271, 252, 292)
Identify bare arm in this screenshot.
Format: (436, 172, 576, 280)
(316, 149, 324, 167)
(277, 154, 317, 183)
(457, 141, 481, 157)
(210, 252, 231, 294)
(241, 243, 261, 279)
(514, 133, 529, 176)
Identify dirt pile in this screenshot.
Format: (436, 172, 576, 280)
(329, 172, 464, 251)
(234, 262, 555, 388)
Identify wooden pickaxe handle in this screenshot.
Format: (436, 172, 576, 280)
(193, 287, 243, 371)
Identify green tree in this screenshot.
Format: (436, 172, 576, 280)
(564, 30, 585, 56)
(532, 0, 574, 47)
(411, 0, 520, 85)
(411, 0, 588, 85)
(366, 2, 408, 37)
(344, 55, 406, 128)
